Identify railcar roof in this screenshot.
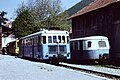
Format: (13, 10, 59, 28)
(70, 36, 108, 41)
(20, 30, 69, 39)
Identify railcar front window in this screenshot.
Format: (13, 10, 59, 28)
(49, 46, 57, 52)
(53, 36, 57, 43)
(58, 36, 61, 43)
(62, 36, 65, 43)
(49, 45, 66, 54)
(99, 41, 106, 47)
(59, 45, 66, 52)
(48, 36, 52, 43)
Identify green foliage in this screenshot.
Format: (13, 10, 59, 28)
(12, 10, 35, 38)
(0, 11, 8, 25)
(13, 0, 70, 38)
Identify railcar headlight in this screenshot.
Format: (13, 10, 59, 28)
(99, 54, 102, 59)
(45, 55, 48, 57)
(67, 52, 70, 57)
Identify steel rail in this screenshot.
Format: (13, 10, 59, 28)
(57, 64, 120, 80)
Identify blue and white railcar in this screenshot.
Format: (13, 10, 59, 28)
(19, 29, 70, 62)
(70, 36, 110, 62)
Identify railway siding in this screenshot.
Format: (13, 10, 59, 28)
(60, 63, 120, 79)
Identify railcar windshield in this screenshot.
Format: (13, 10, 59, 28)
(48, 36, 52, 43)
(53, 36, 57, 43)
(48, 45, 66, 54)
(98, 41, 106, 47)
(47, 35, 69, 44)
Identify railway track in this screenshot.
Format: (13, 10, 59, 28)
(103, 65, 120, 70)
(57, 63, 120, 80)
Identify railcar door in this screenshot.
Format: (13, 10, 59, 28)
(23, 40, 25, 57)
(38, 36, 41, 52)
(79, 40, 83, 55)
(32, 38, 34, 58)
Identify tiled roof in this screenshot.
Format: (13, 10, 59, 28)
(66, 0, 95, 16)
(70, 0, 120, 19)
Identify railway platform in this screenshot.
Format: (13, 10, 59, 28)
(0, 54, 110, 80)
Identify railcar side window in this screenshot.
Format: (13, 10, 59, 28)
(38, 45, 42, 52)
(23, 40, 25, 45)
(30, 39, 32, 45)
(43, 36, 46, 44)
(26, 40, 28, 45)
(88, 41, 92, 48)
(34, 37, 37, 44)
(99, 41, 106, 47)
(62, 36, 65, 43)
(48, 36, 52, 43)
(25, 40, 27, 45)
(36, 37, 38, 43)
(53, 36, 57, 43)
(32, 38, 34, 45)
(58, 36, 61, 43)
(67, 36, 69, 44)
(38, 36, 41, 52)
(38, 36, 41, 45)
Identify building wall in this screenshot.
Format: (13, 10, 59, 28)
(2, 34, 15, 48)
(72, 2, 120, 58)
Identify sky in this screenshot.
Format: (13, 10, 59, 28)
(0, 0, 80, 20)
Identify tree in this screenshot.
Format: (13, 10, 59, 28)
(0, 11, 8, 25)
(12, 0, 70, 38)
(13, 10, 34, 38)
